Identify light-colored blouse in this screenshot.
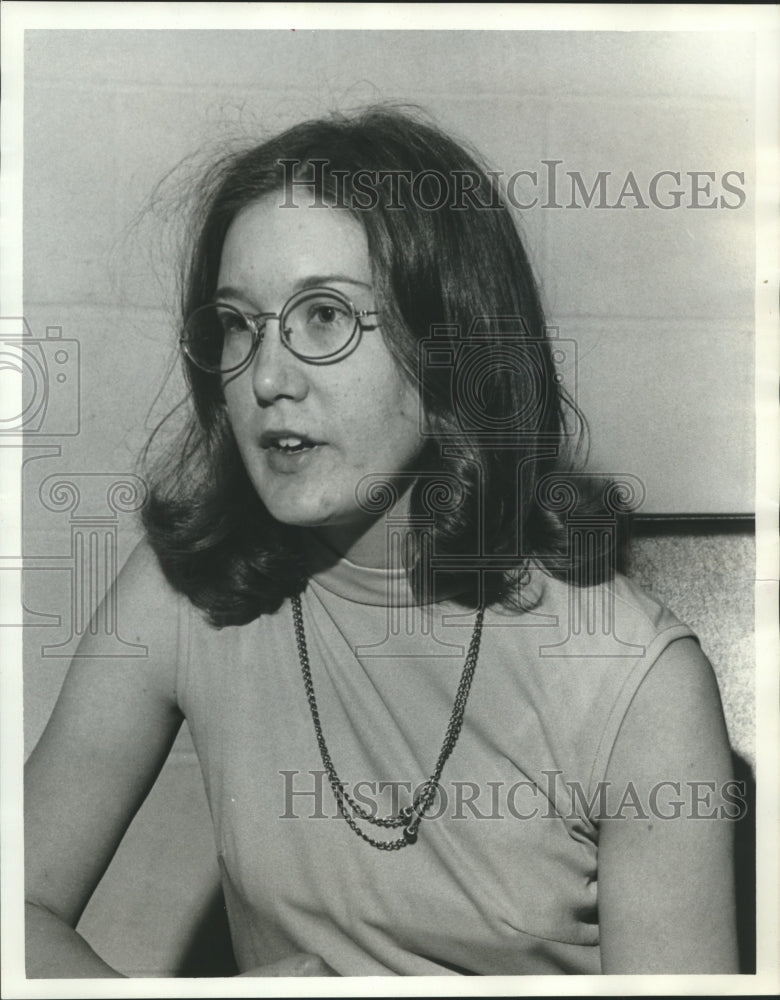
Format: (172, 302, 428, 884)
(176, 548, 694, 975)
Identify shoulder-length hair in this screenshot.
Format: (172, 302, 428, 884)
(142, 106, 607, 627)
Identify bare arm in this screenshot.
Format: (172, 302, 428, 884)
(25, 539, 184, 978)
(598, 637, 739, 974)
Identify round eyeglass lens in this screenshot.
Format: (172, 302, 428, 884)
(282, 290, 359, 360)
(183, 303, 254, 373)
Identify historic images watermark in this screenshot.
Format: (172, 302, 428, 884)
(279, 769, 749, 823)
(278, 159, 747, 211)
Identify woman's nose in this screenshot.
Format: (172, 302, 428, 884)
(249, 318, 308, 405)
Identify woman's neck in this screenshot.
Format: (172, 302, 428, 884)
(311, 484, 414, 569)
(311, 517, 395, 569)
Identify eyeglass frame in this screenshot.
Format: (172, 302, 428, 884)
(180, 286, 381, 373)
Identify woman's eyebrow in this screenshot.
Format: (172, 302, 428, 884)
(213, 276, 373, 305)
(213, 285, 250, 304)
(293, 275, 373, 292)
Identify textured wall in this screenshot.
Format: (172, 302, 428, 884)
(21, 29, 755, 518)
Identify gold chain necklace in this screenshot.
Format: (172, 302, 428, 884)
(292, 594, 485, 850)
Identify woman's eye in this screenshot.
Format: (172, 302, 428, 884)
(218, 312, 247, 337)
(284, 295, 355, 354)
(310, 304, 344, 325)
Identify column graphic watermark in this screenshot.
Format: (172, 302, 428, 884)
(35, 473, 148, 658)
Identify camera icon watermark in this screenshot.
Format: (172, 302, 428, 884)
(418, 316, 577, 443)
(0, 317, 80, 436)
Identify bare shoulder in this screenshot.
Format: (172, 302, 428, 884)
(598, 637, 738, 973)
(26, 536, 187, 775)
(74, 534, 189, 705)
(25, 536, 189, 924)
(607, 637, 732, 784)
(112, 535, 183, 649)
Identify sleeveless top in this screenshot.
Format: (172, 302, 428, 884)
(175, 546, 695, 976)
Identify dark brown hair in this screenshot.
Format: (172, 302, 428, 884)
(142, 106, 603, 627)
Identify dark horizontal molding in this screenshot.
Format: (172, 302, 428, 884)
(628, 514, 755, 535)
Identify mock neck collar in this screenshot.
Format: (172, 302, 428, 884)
(305, 531, 418, 607)
(302, 531, 545, 610)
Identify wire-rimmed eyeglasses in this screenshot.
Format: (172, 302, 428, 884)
(180, 287, 380, 373)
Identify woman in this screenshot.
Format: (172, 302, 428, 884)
(24, 107, 738, 977)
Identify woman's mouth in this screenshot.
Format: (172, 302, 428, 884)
(260, 431, 323, 471)
(273, 435, 312, 454)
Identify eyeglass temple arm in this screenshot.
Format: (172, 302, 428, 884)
(356, 309, 380, 330)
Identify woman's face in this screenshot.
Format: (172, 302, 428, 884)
(218, 193, 425, 558)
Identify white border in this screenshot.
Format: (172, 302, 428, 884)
(1, 3, 778, 997)
(0, 1, 776, 31)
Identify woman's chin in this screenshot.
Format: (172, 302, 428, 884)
(259, 496, 350, 531)
(265, 507, 334, 529)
